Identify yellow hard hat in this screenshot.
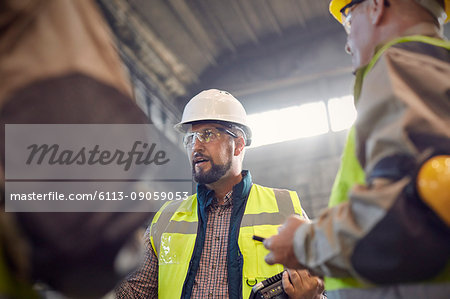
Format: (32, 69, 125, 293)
(444, 0, 450, 23)
(329, 0, 352, 24)
(443, 0, 449, 22)
(329, 0, 450, 24)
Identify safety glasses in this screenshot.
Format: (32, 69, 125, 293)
(340, 0, 367, 17)
(183, 127, 238, 149)
(340, 0, 367, 34)
(340, 0, 390, 34)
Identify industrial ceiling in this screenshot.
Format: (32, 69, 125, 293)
(96, 0, 450, 216)
(98, 0, 450, 116)
(98, 0, 352, 116)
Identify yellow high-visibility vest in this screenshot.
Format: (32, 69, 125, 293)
(150, 184, 303, 299)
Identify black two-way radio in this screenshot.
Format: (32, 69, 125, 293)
(248, 271, 288, 299)
(249, 235, 288, 299)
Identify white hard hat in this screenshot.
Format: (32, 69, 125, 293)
(175, 89, 252, 146)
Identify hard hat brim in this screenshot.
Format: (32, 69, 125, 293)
(329, 0, 352, 24)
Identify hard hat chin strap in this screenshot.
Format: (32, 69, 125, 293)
(414, 0, 447, 24)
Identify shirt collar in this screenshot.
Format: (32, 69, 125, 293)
(211, 190, 233, 209)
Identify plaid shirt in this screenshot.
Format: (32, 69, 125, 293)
(115, 191, 233, 298)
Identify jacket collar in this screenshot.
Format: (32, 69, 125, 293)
(353, 25, 446, 102)
(355, 22, 443, 82)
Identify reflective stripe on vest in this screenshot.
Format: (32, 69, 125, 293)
(325, 35, 450, 292)
(150, 184, 303, 299)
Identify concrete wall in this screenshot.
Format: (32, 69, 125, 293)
(244, 130, 348, 218)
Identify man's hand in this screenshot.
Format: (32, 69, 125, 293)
(283, 269, 324, 299)
(263, 215, 306, 269)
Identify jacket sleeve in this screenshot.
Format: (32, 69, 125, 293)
(293, 43, 450, 284)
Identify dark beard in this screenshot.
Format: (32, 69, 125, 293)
(193, 160, 232, 184)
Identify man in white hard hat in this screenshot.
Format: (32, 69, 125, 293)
(115, 89, 325, 298)
(264, 0, 450, 298)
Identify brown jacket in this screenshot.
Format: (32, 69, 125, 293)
(0, 0, 151, 297)
(293, 23, 450, 295)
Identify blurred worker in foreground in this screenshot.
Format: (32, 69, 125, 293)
(264, 0, 450, 298)
(115, 89, 325, 298)
(0, 0, 154, 297)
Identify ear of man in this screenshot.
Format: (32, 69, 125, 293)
(368, 0, 388, 25)
(234, 135, 246, 156)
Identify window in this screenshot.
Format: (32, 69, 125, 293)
(248, 102, 329, 148)
(327, 95, 357, 132)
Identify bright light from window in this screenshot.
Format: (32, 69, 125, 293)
(248, 102, 329, 148)
(328, 95, 357, 132)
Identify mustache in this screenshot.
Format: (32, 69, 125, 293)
(192, 152, 211, 167)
